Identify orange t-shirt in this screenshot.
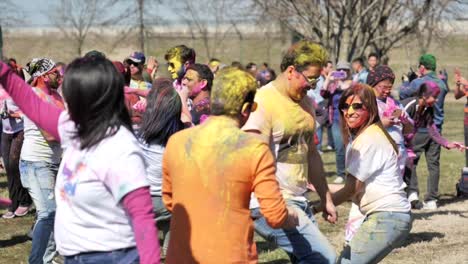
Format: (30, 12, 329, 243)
(162, 116, 288, 264)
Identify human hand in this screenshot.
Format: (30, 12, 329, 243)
(447, 142, 467, 151)
(177, 85, 190, 101)
(147, 56, 158, 71)
(381, 116, 397, 127)
(322, 198, 338, 224)
(282, 207, 299, 229)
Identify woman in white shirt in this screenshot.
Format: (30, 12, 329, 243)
(317, 83, 412, 264)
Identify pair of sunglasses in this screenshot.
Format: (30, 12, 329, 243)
(340, 103, 365, 112)
(297, 70, 319, 86)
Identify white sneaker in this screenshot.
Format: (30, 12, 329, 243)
(408, 192, 419, 202)
(326, 146, 334, 150)
(333, 176, 344, 184)
(422, 200, 438, 210)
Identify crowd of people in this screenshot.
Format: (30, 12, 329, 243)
(0, 39, 466, 264)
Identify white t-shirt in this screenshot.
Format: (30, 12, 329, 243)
(1, 98, 23, 134)
(54, 112, 149, 256)
(346, 124, 410, 215)
(243, 82, 316, 202)
(21, 115, 62, 164)
(139, 141, 164, 196)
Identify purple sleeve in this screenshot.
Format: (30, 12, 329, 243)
(0, 62, 62, 140)
(122, 187, 161, 264)
(428, 124, 449, 148)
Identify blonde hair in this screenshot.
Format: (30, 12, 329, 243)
(210, 67, 258, 117)
(280, 40, 328, 72)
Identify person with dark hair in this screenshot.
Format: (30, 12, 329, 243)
(245, 62, 258, 77)
(402, 81, 462, 210)
(399, 54, 448, 209)
(1, 78, 31, 219)
(316, 83, 412, 263)
(8, 58, 25, 80)
(351, 57, 368, 84)
(162, 67, 297, 263)
(0, 57, 160, 263)
(114, 61, 144, 129)
(180, 63, 214, 125)
(164, 45, 196, 89)
(367, 53, 379, 72)
(125, 51, 152, 90)
(139, 78, 185, 258)
(322, 61, 353, 184)
(310, 60, 334, 153)
(20, 58, 64, 263)
(231, 61, 244, 70)
(243, 40, 337, 263)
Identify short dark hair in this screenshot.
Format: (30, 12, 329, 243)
(231, 61, 244, 70)
(139, 78, 185, 146)
(368, 53, 379, 60)
(164, 45, 196, 65)
(352, 57, 365, 66)
(62, 56, 132, 150)
(246, 62, 256, 70)
(8, 58, 16, 64)
(187, 63, 214, 92)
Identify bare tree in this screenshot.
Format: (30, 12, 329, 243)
(171, 0, 248, 60)
(253, 0, 439, 63)
(413, 0, 468, 55)
(49, 0, 128, 56)
(0, 0, 23, 59)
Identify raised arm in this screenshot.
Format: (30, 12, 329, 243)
(0, 62, 62, 140)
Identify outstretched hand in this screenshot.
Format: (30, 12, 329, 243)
(447, 142, 467, 152)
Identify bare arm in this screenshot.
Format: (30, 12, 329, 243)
(307, 145, 337, 223)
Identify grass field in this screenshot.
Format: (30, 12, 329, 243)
(1, 32, 468, 263)
(0, 97, 467, 263)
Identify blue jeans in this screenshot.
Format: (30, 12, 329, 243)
(316, 125, 323, 151)
(339, 211, 412, 264)
(252, 200, 336, 264)
(331, 121, 345, 177)
(20, 160, 59, 264)
(152, 196, 171, 256)
(64, 247, 139, 264)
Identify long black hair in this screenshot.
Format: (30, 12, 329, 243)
(139, 78, 185, 146)
(62, 56, 132, 150)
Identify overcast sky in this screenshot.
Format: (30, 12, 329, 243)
(16, 0, 176, 27)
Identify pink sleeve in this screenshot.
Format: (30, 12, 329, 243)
(0, 62, 62, 140)
(122, 187, 161, 264)
(428, 124, 449, 148)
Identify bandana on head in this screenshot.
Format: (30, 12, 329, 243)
(366, 65, 395, 87)
(27, 58, 56, 78)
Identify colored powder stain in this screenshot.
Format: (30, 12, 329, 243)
(211, 68, 257, 116)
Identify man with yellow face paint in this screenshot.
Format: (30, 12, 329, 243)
(162, 67, 298, 263)
(243, 40, 337, 264)
(164, 45, 196, 90)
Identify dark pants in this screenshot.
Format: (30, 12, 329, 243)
(408, 131, 441, 201)
(1, 131, 31, 212)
